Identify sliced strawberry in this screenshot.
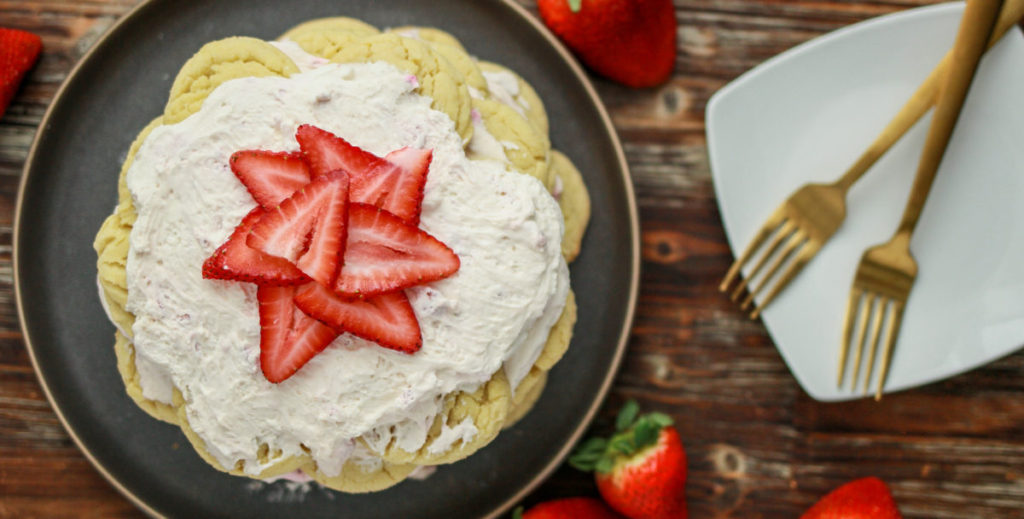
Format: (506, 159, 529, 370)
(350, 147, 432, 224)
(258, 285, 339, 383)
(230, 150, 311, 208)
(295, 125, 432, 224)
(333, 203, 459, 298)
(296, 124, 380, 178)
(294, 172, 350, 286)
(294, 282, 421, 353)
(202, 208, 310, 285)
(247, 172, 350, 286)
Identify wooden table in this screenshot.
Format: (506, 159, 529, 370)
(2, 1, 1023, 517)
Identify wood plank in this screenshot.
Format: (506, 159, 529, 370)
(1, 0, 1023, 517)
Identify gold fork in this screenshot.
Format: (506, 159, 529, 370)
(719, 0, 1024, 320)
(838, 0, 1004, 400)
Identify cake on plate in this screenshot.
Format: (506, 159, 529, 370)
(94, 17, 590, 493)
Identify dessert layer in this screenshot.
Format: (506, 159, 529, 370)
(123, 60, 568, 476)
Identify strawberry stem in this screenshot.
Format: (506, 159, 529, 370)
(567, 0, 582, 13)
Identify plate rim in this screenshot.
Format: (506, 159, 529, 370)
(11, 0, 641, 516)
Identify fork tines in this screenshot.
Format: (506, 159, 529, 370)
(720, 210, 811, 320)
(838, 288, 905, 400)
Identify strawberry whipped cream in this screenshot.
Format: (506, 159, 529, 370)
(117, 54, 569, 476)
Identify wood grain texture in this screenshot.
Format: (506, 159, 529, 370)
(1, 1, 1023, 517)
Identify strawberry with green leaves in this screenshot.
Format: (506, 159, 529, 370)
(537, 0, 676, 88)
(801, 477, 902, 519)
(570, 401, 687, 519)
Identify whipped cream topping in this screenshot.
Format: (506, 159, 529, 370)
(121, 56, 568, 477)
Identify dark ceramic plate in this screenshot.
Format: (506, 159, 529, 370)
(14, 0, 639, 517)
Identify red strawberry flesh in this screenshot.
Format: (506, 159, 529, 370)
(295, 171, 350, 286)
(0, 28, 42, 118)
(230, 150, 311, 208)
(293, 282, 421, 353)
(536, 0, 676, 88)
(519, 497, 624, 519)
(247, 171, 350, 286)
(204, 125, 459, 382)
(296, 124, 431, 224)
(801, 477, 902, 519)
(296, 124, 380, 178)
(202, 208, 310, 286)
(258, 284, 339, 383)
(333, 203, 459, 298)
(349, 147, 432, 224)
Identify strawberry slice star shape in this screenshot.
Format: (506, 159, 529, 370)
(202, 125, 459, 383)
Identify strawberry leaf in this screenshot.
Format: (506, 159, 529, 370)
(567, 0, 582, 13)
(595, 457, 615, 474)
(611, 436, 635, 456)
(568, 456, 597, 472)
(568, 437, 607, 471)
(634, 420, 659, 449)
(649, 412, 674, 428)
(616, 400, 640, 432)
(569, 451, 602, 464)
(577, 437, 608, 455)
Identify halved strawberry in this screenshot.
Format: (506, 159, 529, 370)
(202, 208, 310, 285)
(333, 203, 460, 298)
(247, 171, 350, 286)
(296, 124, 379, 178)
(230, 150, 311, 208)
(293, 282, 421, 353)
(350, 147, 432, 225)
(258, 285, 339, 383)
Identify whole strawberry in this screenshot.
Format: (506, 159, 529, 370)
(514, 497, 624, 519)
(0, 28, 42, 118)
(570, 401, 687, 519)
(802, 477, 902, 519)
(536, 0, 676, 88)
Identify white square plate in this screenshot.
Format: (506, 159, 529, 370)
(706, 2, 1024, 401)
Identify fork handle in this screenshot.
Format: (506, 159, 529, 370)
(893, 0, 1003, 236)
(834, 0, 1023, 193)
